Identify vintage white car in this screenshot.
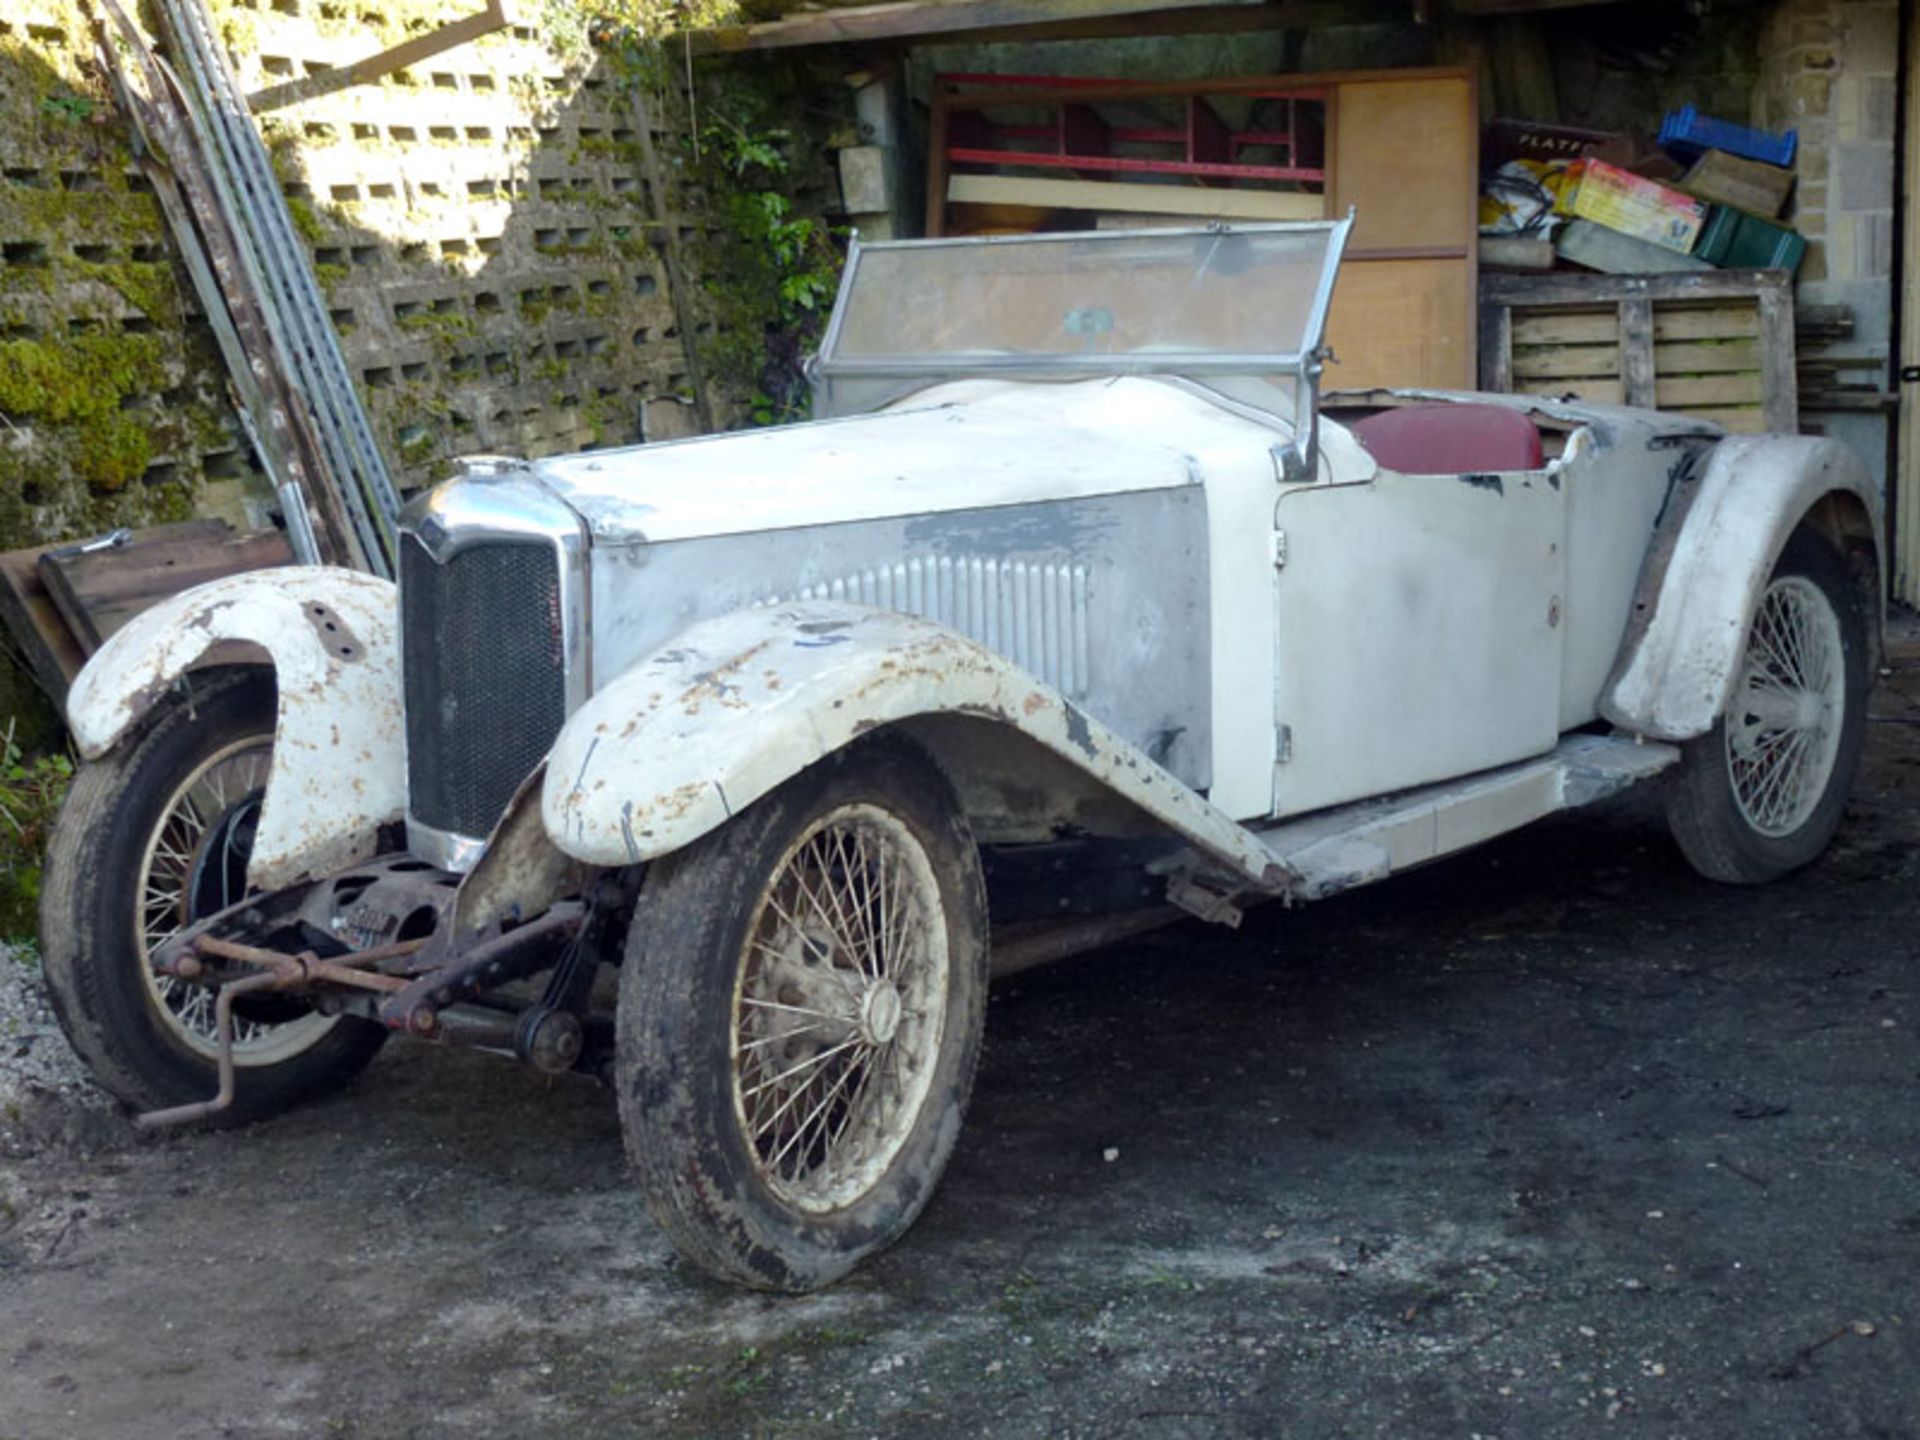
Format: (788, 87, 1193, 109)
(41, 221, 1880, 1291)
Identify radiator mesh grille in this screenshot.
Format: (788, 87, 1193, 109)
(401, 533, 567, 839)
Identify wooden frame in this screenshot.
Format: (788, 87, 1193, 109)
(921, 65, 1478, 392)
(1479, 269, 1798, 435)
(1898, 3, 1920, 604)
(697, 0, 1401, 53)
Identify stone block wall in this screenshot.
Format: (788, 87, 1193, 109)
(0, 0, 245, 548)
(231, 0, 717, 480)
(1755, 0, 1897, 492)
(2, 0, 851, 564)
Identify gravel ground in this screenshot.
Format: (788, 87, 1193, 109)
(0, 620, 1916, 1438)
(0, 941, 111, 1126)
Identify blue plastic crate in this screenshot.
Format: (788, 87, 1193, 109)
(1659, 106, 1797, 168)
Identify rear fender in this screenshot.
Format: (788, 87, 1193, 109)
(1600, 434, 1883, 742)
(541, 601, 1287, 891)
(65, 567, 404, 890)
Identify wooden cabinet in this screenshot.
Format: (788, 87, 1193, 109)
(927, 66, 1479, 390)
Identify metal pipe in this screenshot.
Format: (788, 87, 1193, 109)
(158, 0, 399, 571)
(134, 970, 283, 1128)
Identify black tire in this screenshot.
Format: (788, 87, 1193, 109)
(1665, 527, 1869, 885)
(617, 736, 989, 1292)
(39, 668, 385, 1122)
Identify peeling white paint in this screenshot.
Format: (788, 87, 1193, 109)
(1601, 435, 1883, 741)
(66, 568, 405, 890)
(541, 600, 1289, 889)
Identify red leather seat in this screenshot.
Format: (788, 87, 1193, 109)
(1350, 403, 1545, 475)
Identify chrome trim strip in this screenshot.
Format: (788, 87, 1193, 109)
(407, 818, 489, 873)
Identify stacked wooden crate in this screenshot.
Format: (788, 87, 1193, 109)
(1478, 269, 1796, 434)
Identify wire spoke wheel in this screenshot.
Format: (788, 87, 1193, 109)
(619, 737, 988, 1291)
(40, 669, 385, 1121)
(732, 804, 949, 1214)
(1665, 527, 1868, 886)
(1723, 575, 1847, 838)
(133, 735, 331, 1064)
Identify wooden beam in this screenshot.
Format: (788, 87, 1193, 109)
(248, 0, 509, 113)
(1447, 0, 1632, 13)
(697, 0, 1403, 53)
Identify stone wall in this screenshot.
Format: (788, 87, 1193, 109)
(0, 0, 849, 731)
(1755, 0, 1898, 490)
(1, 0, 851, 556)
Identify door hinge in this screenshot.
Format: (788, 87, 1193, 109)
(1275, 724, 1293, 763)
(1271, 530, 1288, 569)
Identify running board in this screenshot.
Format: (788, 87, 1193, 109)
(1254, 734, 1681, 902)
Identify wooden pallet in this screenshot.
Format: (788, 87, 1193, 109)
(1479, 268, 1797, 434)
(0, 521, 293, 703)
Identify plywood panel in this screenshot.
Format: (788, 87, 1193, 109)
(947, 172, 1325, 221)
(1331, 75, 1476, 252)
(1324, 257, 1473, 390)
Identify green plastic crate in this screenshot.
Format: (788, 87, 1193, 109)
(1693, 204, 1806, 274)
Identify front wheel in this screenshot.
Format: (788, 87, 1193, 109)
(617, 736, 989, 1292)
(39, 668, 385, 1121)
(1665, 527, 1869, 884)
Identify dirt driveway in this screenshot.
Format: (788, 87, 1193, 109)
(4, 631, 1919, 1440)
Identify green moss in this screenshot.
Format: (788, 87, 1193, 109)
(285, 195, 328, 246)
(75, 260, 175, 321)
(73, 412, 153, 489)
(0, 333, 167, 423)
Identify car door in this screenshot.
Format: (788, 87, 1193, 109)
(1269, 458, 1567, 818)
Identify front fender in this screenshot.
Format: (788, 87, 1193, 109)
(66, 567, 405, 890)
(1600, 434, 1883, 742)
(541, 601, 1287, 890)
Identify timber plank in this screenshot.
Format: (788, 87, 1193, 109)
(0, 548, 83, 700)
(1655, 374, 1767, 408)
(1516, 377, 1626, 405)
(1652, 338, 1764, 373)
(1668, 405, 1768, 432)
(1511, 345, 1620, 380)
(1510, 310, 1617, 346)
(39, 524, 294, 652)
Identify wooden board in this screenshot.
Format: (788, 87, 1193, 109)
(1480, 270, 1796, 434)
(0, 548, 85, 702)
(0, 521, 295, 702)
(39, 524, 295, 652)
(1325, 257, 1474, 391)
(1330, 75, 1477, 253)
(947, 172, 1324, 221)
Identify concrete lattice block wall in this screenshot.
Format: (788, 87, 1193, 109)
(0, 0, 248, 549)
(1, 0, 842, 561)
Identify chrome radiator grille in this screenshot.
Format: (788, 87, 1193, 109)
(400, 532, 567, 840)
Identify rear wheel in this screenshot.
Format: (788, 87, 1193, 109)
(40, 669, 385, 1120)
(617, 737, 988, 1291)
(1665, 528, 1868, 884)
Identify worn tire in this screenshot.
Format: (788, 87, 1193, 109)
(39, 668, 385, 1122)
(617, 736, 989, 1292)
(1664, 527, 1869, 885)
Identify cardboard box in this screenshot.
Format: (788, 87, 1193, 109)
(1555, 219, 1711, 276)
(1678, 149, 1794, 220)
(1557, 159, 1707, 254)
